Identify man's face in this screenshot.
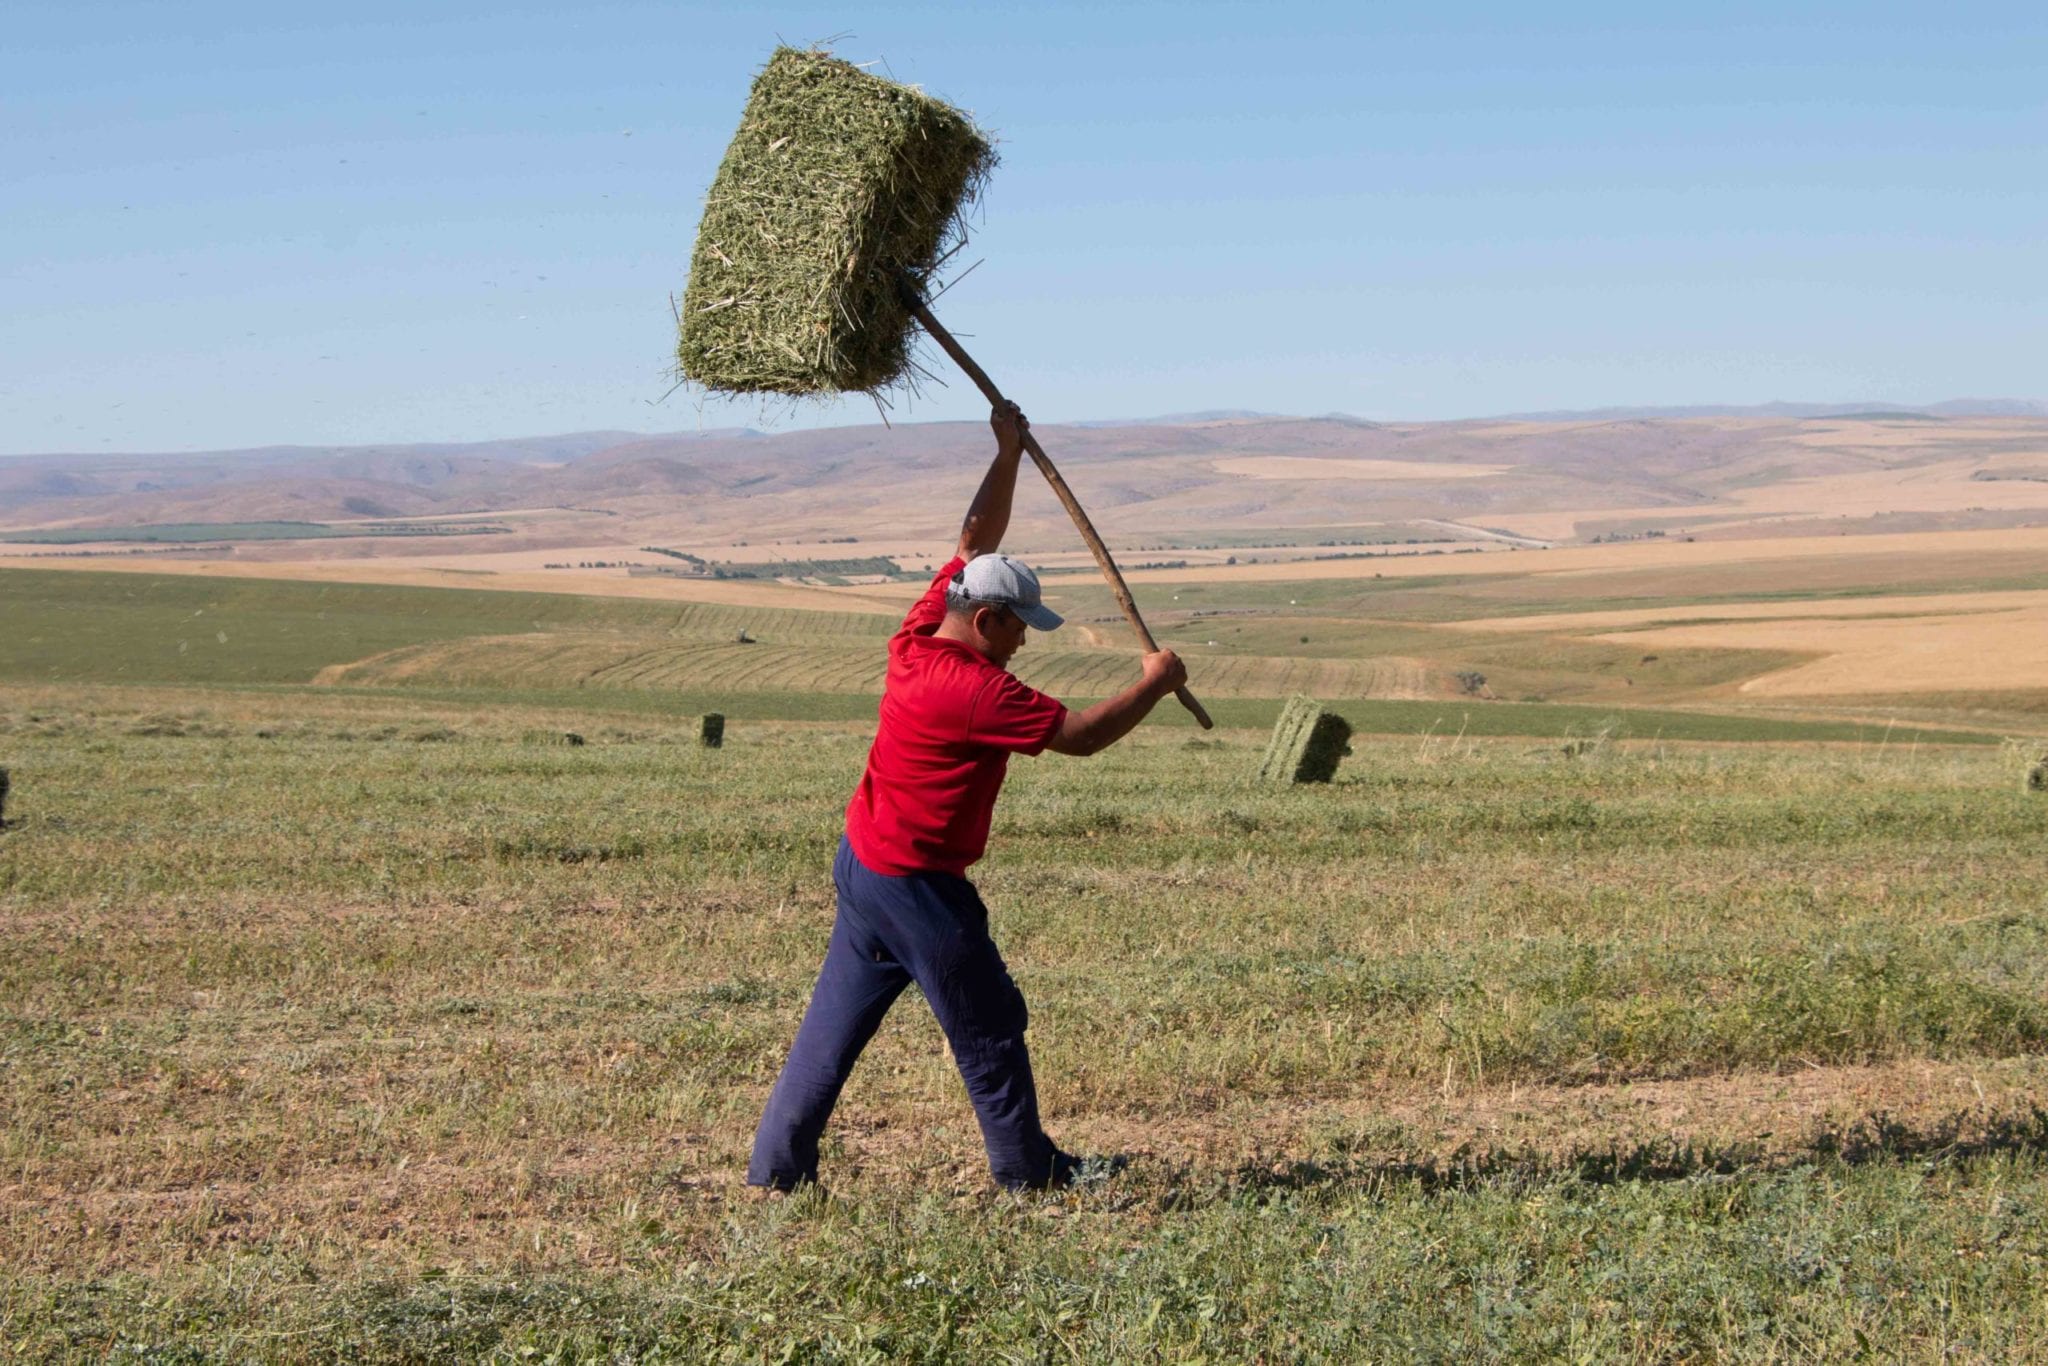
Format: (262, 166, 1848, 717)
(977, 603, 1028, 667)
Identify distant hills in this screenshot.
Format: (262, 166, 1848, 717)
(1083, 399, 2048, 424)
(5, 401, 2048, 551)
(1488, 399, 2048, 422)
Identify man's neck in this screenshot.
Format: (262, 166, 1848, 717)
(932, 618, 1000, 665)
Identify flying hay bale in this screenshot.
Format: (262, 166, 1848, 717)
(677, 47, 997, 397)
(699, 713, 725, 749)
(1258, 696, 1353, 784)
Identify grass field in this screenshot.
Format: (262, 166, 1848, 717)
(4, 567, 2048, 1359)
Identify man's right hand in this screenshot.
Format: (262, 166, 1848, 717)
(990, 401, 1028, 458)
(1141, 649, 1187, 695)
(1048, 649, 1191, 756)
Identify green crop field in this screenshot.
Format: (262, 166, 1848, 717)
(0, 569, 890, 688)
(3, 568, 2047, 1359)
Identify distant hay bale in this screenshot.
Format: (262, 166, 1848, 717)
(676, 47, 997, 398)
(2028, 757, 2047, 793)
(1258, 696, 1352, 784)
(700, 713, 726, 749)
(0, 766, 10, 828)
(1560, 722, 1616, 759)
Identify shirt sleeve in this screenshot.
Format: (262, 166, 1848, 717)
(965, 671, 1068, 755)
(901, 556, 966, 635)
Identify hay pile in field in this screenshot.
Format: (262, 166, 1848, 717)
(1258, 697, 1353, 784)
(699, 713, 725, 749)
(2028, 755, 2047, 793)
(677, 47, 997, 397)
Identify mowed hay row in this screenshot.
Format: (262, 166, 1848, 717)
(318, 634, 899, 695)
(677, 47, 996, 396)
(319, 633, 1477, 701)
(621, 642, 888, 694)
(311, 634, 650, 688)
(1013, 651, 1136, 698)
(652, 601, 895, 641)
(531, 640, 889, 694)
(1013, 652, 1429, 701)
(1097, 653, 1441, 700)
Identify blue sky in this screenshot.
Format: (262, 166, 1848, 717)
(5, 1, 2044, 453)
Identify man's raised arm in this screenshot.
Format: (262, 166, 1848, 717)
(956, 402, 1028, 561)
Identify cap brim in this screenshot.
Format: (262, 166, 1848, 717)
(1016, 601, 1064, 631)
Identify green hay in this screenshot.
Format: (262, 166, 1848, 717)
(677, 47, 997, 397)
(1257, 696, 1353, 784)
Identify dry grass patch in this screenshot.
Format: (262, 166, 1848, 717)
(1587, 601, 2048, 697)
(1450, 588, 2048, 635)
(1211, 457, 1512, 481)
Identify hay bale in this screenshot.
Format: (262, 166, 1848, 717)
(700, 713, 726, 749)
(1258, 696, 1352, 784)
(0, 766, 9, 827)
(677, 47, 997, 397)
(2027, 758, 2047, 793)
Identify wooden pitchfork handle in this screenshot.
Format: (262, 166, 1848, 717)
(896, 274, 1214, 730)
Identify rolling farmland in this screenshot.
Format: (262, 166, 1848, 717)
(3, 535, 2046, 1357)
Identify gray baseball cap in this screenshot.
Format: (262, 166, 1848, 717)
(953, 554, 1063, 631)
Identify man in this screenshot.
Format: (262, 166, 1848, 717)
(748, 401, 1188, 1192)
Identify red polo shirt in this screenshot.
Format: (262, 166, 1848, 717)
(845, 557, 1067, 875)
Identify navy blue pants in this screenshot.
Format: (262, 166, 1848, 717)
(748, 837, 1056, 1191)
